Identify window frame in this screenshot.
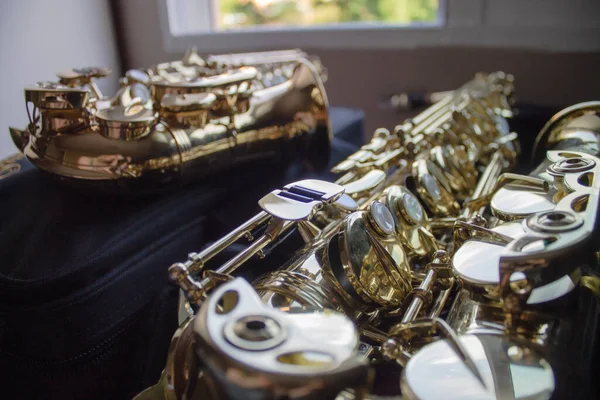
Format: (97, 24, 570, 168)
(156, 0, 600, 53)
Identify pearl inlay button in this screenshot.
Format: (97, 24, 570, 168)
(370, 201, 395, 235)
(422, 174, 441, 201)
(402, 193, 424, 224)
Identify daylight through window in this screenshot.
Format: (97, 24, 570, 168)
(216, 0, 441, 30)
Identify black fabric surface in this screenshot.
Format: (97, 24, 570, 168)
(0, 107, 365, 400)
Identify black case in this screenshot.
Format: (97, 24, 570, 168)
(0, 108, 365, 399)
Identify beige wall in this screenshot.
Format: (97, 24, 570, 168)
(0, 0, 121, 158)
(115, 0, 600, 140)
(309, 48, 600, 136)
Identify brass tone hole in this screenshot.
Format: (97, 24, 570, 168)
(216, 290, 239, 314)
(571, 195, 589, 212)
(557, 152, 581, 158)
(246, 320, 266, 331)
(577, 172, 594, 187)
(277, 351, 334, 367)
(546, 213, 565, 221)
(565, 158, 582, 164)
(232, 315, 283, 343)
(124, 103, 145, 116)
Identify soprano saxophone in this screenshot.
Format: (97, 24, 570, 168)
(8, 49, 329, 192)
(135, 73, 600, 399)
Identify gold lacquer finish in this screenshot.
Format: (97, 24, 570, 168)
(137, 68, 600, 400)
(338, 205, 412, 308)
(0, 153, 25, 180)
(9, 49, 330, 192)
(532, 101, 600, 166)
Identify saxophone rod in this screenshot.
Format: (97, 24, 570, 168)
(403, 99, 453, 136)
(408, 90, 476, 138)
(196, 219, 296, 290)
(335, 172, 358, 186)
(428, 150, 507, 230)
(481, 154, 505, 196)
(405, 76, 486, 135)
(389, 249, 486, 389)
(186, 211, 271, 274)
(361, 327, 389, 344)
(460, 150, 549, 221)
(428, 277, 454, 319)
(408, 93, 454, 127)
(460, 150, 505, 219)
(401, 269, 437, 324)
(87, 81, 104, 101)
(394, 92, 453, 135)
(422, 110, 454, 135)
(389, 292, 487, 390)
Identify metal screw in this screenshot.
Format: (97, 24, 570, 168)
(468, 214, 488, 228)
(382, 338, 399, 360)
(433, 250, 450, 264)
(509, 275, 532, 296)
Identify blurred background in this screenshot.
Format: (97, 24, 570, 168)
(1, 0, 599, 158)
(214, 0, 439, 28)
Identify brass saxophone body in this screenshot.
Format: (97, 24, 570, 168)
(439, 101, 600, 400)
(136, 71, 600, 400)
(9, 49, 330, 192)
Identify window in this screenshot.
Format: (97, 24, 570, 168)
(216, 0, 441, 31)
(166, 0, 443, 36)
(159, 0, 600, 52)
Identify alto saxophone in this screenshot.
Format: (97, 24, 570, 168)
(8, 49, 329, 192)
(135, 72, 600, 399)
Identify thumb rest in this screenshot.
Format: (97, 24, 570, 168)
(135, 69, 600, 400)
(7, 48, 329, 191)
